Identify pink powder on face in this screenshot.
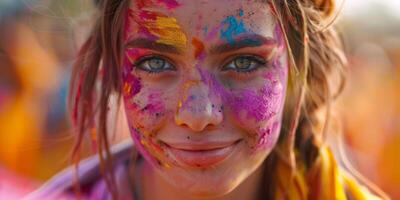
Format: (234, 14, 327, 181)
(122, 56, 167, 168)
(196, 45, 287, 149)
(136, 10, 161, 40)
(156, 0, 180, 10)
(205, 24, 223, 41)
(255, 121, 281, 150)
(143, 91, 166, 115)
(122, 50, 148, 101)
(124, 9, 159, 42)
(229, 82, 283, 122)
(136, 0, 180, 10)
(273, 23, 286, 55)
(198, 68, 283, 123)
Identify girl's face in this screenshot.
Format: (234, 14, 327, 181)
(122, 0, 288, 196)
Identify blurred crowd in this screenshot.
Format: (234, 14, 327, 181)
(0, 0, 399, 199)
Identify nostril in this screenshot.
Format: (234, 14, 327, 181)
(203, 123, 218, 131)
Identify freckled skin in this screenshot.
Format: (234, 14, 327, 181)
(122, 0, 288, 197)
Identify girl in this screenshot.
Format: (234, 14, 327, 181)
(27, 0, 388, 199)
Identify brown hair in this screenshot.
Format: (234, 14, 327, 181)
(68, 0, 380, 199)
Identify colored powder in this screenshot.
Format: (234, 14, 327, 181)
(136, 0, 149, 9)
(255, 121, 280, 150)
(273, 24, 285, 54)
(138, 10, 187, 48)
(125, 48, 149, 64)
(130, 127, 160, 167)
(198, 68, 283, 123)
(195, 68, 285, 151)
(136, 0, 180, 10)
(156, 0, 180, 10)
(203, 26, 209, 37)
(220, 12, 247, 44)
(239, 9, 244, 17)
(122, 54, 142, 99)
(143, 91, 166, 114)
(191, 37, 205, 59)
(257, 127, 271, 149)
(228, 85, 279, 122)
(122, 74, 142, 99)
(206, 24, 222, 40)
(176, 80, 201, 114)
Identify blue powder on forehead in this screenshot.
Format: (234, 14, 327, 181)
(239, 9, 244, 17)
(203, 25, 209, 36)
(220, 13, 247, 44)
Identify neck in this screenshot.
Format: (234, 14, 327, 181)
(139, 162, 264, 200)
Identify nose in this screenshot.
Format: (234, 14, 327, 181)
(175, 80, 223, 132)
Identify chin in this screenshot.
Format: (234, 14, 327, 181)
(166, 171, 241, 198)
(144, 137, 273, 199)
(155, 150, 266, 199)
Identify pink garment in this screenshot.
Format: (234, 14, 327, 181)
(0, 167, 39, 199)
(24, 140, 136, 200)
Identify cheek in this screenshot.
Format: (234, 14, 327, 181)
(122, 59, 168, 135)
(228, 75, 285, 149)
(228, 78, 284, 124)
(122, 67, 170, 166)
(207, 62, 287, 150)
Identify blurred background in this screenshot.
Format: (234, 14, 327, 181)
(0, 0, 399, 198)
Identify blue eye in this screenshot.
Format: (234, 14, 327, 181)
(223, 56, 267, 73)
(135, 57, 175, 73)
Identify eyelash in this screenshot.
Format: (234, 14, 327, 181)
(133, 55, 176, 74)
(132, 55, 268, 75)
(222, 55, 268, 74)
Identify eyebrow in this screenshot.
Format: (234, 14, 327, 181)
(125, 34, 277, 55)
(210, 34, 278, 54)
(125, 38, 182, 54)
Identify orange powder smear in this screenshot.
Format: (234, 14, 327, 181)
(123, 82, 132, 96)
(179, 80, 201, 106)
(191, 37, 205, 59)
(175, 80, 202, 123)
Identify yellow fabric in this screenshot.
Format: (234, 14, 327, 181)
(275, 146, 383, 200)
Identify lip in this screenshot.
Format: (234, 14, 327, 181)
(164, 140, 242, 168)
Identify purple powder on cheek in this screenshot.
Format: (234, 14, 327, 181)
(197, 68, 283, 123)
(124, 77, 141, 97)
(122, 65, 142, 113)
(142, 91, 166, 114)
(254, 121, 281, 150)
(228, 84, 281, 123)
(122, 67, 142, 99)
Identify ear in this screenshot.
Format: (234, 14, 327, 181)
(309, 0, 336, 18)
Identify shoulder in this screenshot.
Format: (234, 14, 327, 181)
(24, 140, 134, 200)
(275, 145, 384, 200)
(308, 146, 383, 200)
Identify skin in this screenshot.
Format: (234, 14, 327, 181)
(122, 0, 288, 199)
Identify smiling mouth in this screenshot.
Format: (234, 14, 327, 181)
(162, 139, 242, 168)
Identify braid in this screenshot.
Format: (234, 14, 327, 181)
(263, 0, 346, 198)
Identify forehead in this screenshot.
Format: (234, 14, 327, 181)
(126, 0, 276, 42)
